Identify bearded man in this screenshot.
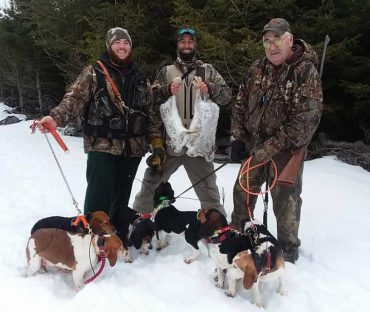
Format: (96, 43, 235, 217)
(37, 27, 162, 242)
(133, 27, 231, 216)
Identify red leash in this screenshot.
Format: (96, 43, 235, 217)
(84, 243, 107, 284)
(30, 119, 69, 153)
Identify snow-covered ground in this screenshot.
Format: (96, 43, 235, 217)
(0, 103, 369, 311)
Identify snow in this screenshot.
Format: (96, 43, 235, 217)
(0, 102, 369, 311)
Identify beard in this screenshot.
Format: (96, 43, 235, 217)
(108, 48, 132, 67)
(177, 49, 196, 62)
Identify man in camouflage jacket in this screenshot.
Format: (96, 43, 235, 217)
(231, 18, 323, 263)
(133, 27, 231, 215)
(37, 27, 162, 242)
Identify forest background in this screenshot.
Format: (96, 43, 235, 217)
(0, 0, 369, 167)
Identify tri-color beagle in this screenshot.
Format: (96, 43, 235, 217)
(198, 209, 286, 307)
(151, 182, 202, 264)
(26, 229, 129, 291)
(125, 207, 157, 256)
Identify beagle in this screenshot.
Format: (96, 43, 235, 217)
(151, 182, 202, 264)
(124, 207, 157, 256)
(26, 229, 129, 291)
(31, 211, 115, 236)
(198, 209, 286, 307)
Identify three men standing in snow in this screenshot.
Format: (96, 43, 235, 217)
(37, 18, 322, 264)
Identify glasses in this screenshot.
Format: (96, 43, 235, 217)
(178, 28, 197, 37)
(262, 35, 289, 49)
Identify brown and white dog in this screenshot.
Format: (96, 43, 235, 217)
(198, 209, 286, 307)
(31, 211, 115, 236)
(26, 229, 129, 291)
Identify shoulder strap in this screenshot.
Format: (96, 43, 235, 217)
(181, 65, 197, 81)
(96, 60, 127, 115)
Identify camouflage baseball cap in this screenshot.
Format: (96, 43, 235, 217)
(262, 18, 291, 36)
(106, 27, 132, 48)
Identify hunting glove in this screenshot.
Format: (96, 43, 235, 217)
(146, 138, 167, 175)
(251, 145, 271, 164)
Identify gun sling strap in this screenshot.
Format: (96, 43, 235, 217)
(96, 60, 136, 116)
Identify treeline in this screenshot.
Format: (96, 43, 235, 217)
(0, 0, 369, 142)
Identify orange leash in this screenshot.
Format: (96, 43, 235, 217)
(30, 119, 69, 153)
(238, 156, 278, 222)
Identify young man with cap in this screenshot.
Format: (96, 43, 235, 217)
(132, 27, 231, 216)
(231, 18, 323, 263)
(37, 27, 162, 242)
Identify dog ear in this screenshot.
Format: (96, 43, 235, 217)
(106, 248, 118, 266)
(148, 219, 158, 233)
(243, 267, 257, 289)
(236, 253, 257, 289)
(85, 212, 93, 222)
(129, 231, 143, 249)
(232, 251, 257, 289)
(165, 182, 175, 202)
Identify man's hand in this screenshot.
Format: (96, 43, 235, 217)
(193, 76, 209, 95)
(146, 138, 167, 175)
(251, 146, 271, 164)
(37, 116, 57, 133)
(170, 76, 182, 95)
(170, 82, 181, 95)
(198, 81, 209, 95)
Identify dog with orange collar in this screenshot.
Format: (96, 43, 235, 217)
(30, 211, 115, 236)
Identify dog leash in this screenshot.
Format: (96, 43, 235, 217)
(238, 156, 278, 228)
(175, 161, 229, 199)
(31, 120, 83, 217)
(85, 235, 107, 284)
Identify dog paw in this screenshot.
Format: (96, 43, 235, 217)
(140, 249, 150, 255)
(215, 280, 224, 289)
(224, 290, 236, 297)
(75, 284, 84, 292)
(184, 257, 194, 264)
(278, 288, 288, 296)
(123, 255, 133, 263)
(156, 242, 169, 251)
(255, 302, 264, 308)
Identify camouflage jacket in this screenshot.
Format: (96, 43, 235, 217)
(50, 54, 162, 156)
(231, 39, 323, 157)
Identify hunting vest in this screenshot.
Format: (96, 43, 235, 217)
(165, 64, 205, 128)
(82, 62, 148, 141)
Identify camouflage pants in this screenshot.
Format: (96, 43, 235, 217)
(231, 151, 303, 251)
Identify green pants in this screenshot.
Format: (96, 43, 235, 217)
(232, 151, 303, 252)
(84, 151, 141, 236)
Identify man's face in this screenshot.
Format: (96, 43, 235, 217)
(263, 31, 293, 66)
(177, 34, 196, 55)
(110, 38, 132, 61)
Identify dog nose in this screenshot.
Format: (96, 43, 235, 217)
(148, 243, 153, 250)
